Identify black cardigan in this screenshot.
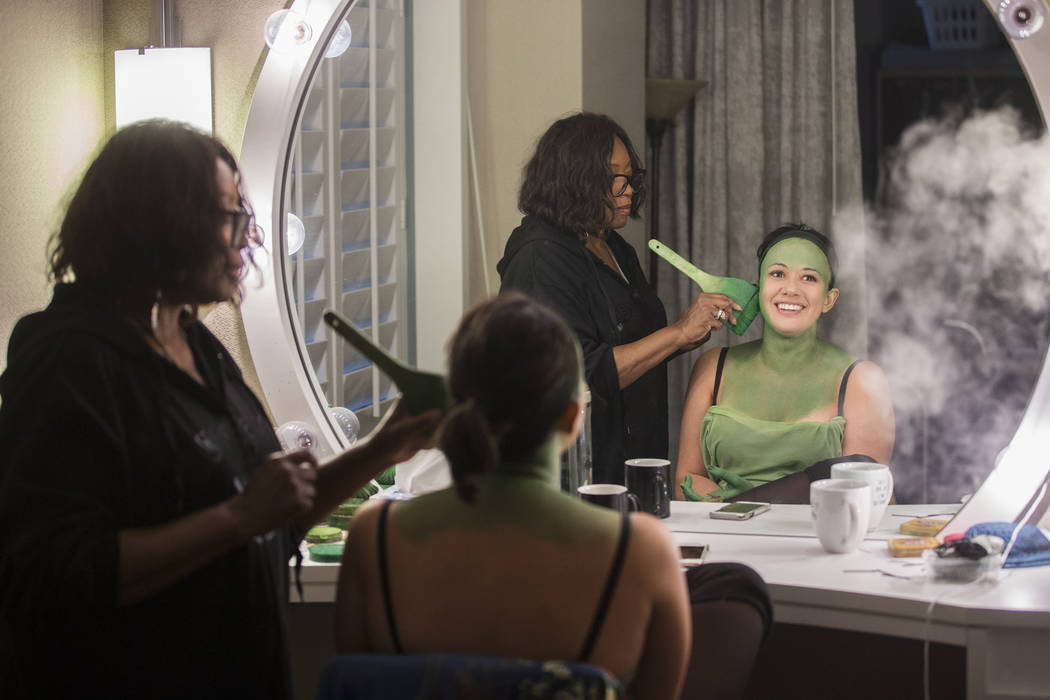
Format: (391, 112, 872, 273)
(0, 283, 298, 699)
(497, 215, 669, 484)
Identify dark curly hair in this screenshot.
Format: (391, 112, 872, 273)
(756, 222, 836, 289)
(518, 112, 647, 236)
(48, 119, 259, 310)
(439, 292, 583, 503)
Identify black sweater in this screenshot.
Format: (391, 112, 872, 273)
(0, 283, 297, 699)
(497, 216, 669, 484)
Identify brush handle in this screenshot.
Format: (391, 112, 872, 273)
(324, 310, 414, 385)
(324, 310, 448, 415)
(648, 240, 719, 290)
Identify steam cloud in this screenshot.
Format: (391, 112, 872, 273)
(848, 107, 1050, 503)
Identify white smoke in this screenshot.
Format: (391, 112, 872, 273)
(840, 107, 1050, 503)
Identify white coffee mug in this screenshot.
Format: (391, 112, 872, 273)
(810, 479, 871, 554)
(830, 462, 893, 531)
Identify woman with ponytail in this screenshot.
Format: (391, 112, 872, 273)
(334, 292, 691, 698)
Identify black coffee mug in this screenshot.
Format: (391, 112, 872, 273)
(625, 458, 672, 518)
(578, 484, 640, 514)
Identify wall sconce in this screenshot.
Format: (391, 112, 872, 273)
(114, 47, 213, 132)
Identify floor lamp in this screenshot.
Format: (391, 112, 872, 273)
(645, 78, 707, 287)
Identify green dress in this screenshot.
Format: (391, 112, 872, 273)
(692, 348, 859, 500)
(699, 408, 845, 499)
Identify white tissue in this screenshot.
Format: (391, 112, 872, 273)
(394, 448, 452, 495)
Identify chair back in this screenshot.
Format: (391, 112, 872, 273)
(315, 653, 623, 700)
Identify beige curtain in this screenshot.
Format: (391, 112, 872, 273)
(647, 0, 866, 460)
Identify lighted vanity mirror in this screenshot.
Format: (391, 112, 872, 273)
(240, 0, 406, 457)
(240, 0, 1050, 529)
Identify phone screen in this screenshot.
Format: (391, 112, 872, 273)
(678, 545, 708, 567)
(717, 502, 767, 514)
(679, 545, 708, 559)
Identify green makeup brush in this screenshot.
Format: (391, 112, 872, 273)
(324, 310, 448, 415)
(648, 240, 760, 335)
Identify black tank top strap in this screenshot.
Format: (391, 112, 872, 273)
(578, 513, 632, 662)
(837, 360, 863, 417)
(711, 346, 730, 405)
(377, 499, 405, 654)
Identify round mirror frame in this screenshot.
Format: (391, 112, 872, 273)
(240, 0, 1050, 527)
(241, 0, 353, 459)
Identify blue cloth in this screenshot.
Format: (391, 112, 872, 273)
(964, 522, 1050, 568)
(315, 654, 622, 700)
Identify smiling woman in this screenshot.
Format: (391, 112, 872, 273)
(675, 224, 895, 503)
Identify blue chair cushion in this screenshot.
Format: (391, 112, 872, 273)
(316, 653, 623, 700)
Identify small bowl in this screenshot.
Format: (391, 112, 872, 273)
(923, 549, 1002, 583)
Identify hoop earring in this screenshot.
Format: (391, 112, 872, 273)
(150, 291, 162, 334)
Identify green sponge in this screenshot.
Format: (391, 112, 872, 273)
(308, 543, 345, 563)
(334, 498, 365, 516)
(376, 466, 396, 486)
(305, 525, 343, 544)
(649, 240, 761, 335)
(354, 481, 379, 499)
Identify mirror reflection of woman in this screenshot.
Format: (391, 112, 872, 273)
(335, 293, 691, 699)
(498, 112, 740, 485)
(0, 120, 438, 700)
(676, 224, 895, 502)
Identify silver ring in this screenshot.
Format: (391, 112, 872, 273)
(715, 308, 727, 322)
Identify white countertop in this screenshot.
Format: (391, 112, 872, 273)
(290, 501, 1050, 698)
(668, 502, 1050, 642)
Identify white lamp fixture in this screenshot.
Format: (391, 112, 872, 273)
(114, 47, 213, 132)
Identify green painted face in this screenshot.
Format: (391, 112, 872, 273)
(758, 237, 835, 334)
(759, 237, 832, 292)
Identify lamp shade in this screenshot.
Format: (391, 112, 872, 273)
(114, 47, 213, 132)
(645, 78, 708, 122)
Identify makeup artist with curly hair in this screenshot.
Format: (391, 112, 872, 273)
(498, 112, 739, 485)
(0, 120, 437, 700)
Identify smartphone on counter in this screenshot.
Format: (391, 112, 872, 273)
(709, 501, 771, 520)
(678, 545, 709, 567)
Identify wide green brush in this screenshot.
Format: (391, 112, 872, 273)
(648, 240, 761, 335)
(323, 310, 448, 415)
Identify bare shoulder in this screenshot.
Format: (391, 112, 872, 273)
(343, 499, 386, 558)
(687, 345, 727, 390)
(626, 513, 681, 579)
(846, 360, 892, 401)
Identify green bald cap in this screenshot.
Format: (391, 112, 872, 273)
(759, 237, 834, 292)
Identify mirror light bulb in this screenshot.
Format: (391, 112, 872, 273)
(264, 10, 313, 54)
(276, 420, 320, 451)
(998, 0, 1046, 39)
(286, 212, 306, 256)
(325, 20, 353, 58)
(328, 406, 360, 445)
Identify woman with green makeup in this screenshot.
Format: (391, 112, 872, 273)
(675, 224, 895, 502)
(334, 293, 772, 699)
(335, 293, 690, 697)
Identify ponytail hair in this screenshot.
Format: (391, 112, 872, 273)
(439, 293, 582, 503)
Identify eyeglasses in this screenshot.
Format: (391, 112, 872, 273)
(222, 209, 260, 249)
(611, 170, 646, 197)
